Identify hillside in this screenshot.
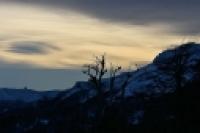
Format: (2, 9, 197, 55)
(0, 88, 59, 102)
(0, 42, 200, 133)
(59, 42, 200, 101)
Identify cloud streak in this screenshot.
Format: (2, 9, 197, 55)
(3, 0, 200, 35)
(0, 1, 198, 90)
(7, 41, 60, 55)
(0, 3, 180, 69)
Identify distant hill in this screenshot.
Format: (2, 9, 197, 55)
(0, 88, 59, 102)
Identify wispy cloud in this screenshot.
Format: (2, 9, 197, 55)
(7, 41, 60, 55)
(3, 0, 200, 35)
(0, 3, 179, 69)
(0, 0, 198, 90)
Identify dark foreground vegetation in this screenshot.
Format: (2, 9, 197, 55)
(0, 42, 200, 133)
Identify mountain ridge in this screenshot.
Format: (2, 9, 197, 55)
(0, 88, 59, 102)
(1, 42, 200, 133)
(59, 42, 200, 102)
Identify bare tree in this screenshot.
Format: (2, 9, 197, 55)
(83, 55, 107, 96)
(109, 63, 122, 91)
(82, 55, 123, 131)
(83, 55, 122, 97)
(155, 44, 190, 132)
(120, 71, 132, 100)
(156, 45, 189, 94)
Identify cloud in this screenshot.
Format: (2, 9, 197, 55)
(0, 58, 41, 69)
(7, 41, 60, 55)
(0, 0, 198, 90)
(6, 0, 200, 35)
(0, 2, 187, 69)
(66, 0, 200, 35)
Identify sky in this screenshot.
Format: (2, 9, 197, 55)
(0, 0, 199, 90)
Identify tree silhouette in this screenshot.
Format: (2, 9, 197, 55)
(82, 55, 124, 130)
(83, 55, 123, 99)
(155, 44, 190, 93)
(155, 44, 190, 133)
(109, 63, 121, 91)
(82, 55, 107, 100)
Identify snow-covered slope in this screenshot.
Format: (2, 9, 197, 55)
(0, 88, 59, 102)
(122, 42, 200, 97)
(60, 42, 200, 102)
(125, 42, 200, 96)
(1, 42, 199, 103)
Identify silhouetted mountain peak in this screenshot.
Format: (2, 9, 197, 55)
(58, 42, 200, 101)
(153, 42, 200, 65)
(1, 43, 200, 133)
